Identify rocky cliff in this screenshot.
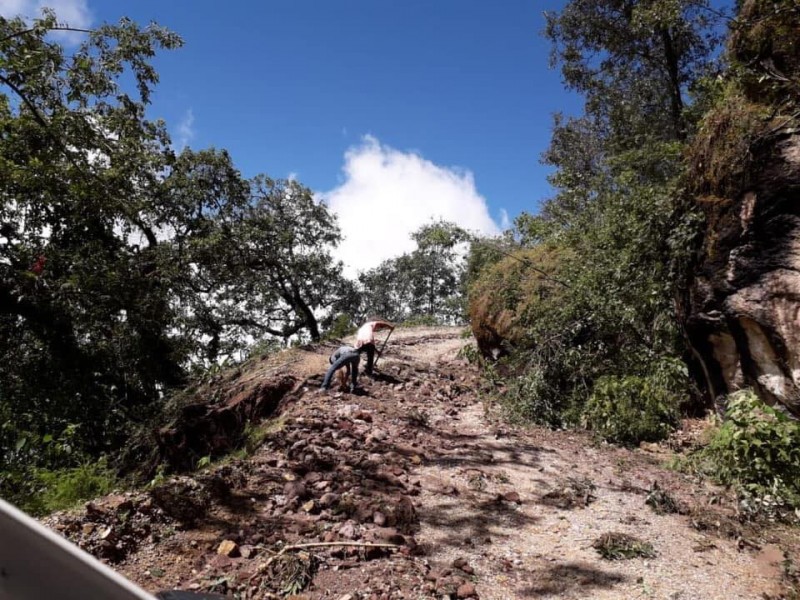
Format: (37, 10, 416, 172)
(682, 0, 800, 415)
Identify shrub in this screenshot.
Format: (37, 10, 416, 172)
(401, 314, 440, 327)
(323, 313, 356, 340)
(8, 459, 119, 516)
(697, 390, 800, 516)
(499, 366, 575, 428)
(583, 359, 685, 446)
(592, 532, 655, 560)
(457, 343, 481, 365)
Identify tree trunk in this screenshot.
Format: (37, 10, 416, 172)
(660, 26, 686, 141)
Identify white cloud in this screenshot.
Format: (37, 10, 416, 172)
(320, 135, 500, 277)
(0, 0, 92, 44)
(0, 0, 27, 15)
(175, 108, 195, 150)
(499, 208, 511, 230)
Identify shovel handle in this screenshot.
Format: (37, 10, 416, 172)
(372, 327, 394, 369)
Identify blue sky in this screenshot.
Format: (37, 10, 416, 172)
(2, 0, 583, 272)
(117, 1, 580, 211)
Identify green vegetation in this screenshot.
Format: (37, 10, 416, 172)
(583, 359, 686, 446)
(464, 0, 726, 443)
(5, 460, 118, 517)
(243, 416, 288, 454)
(592, 532, 656, 560)
(688, 391, 800, 519)
(357, 219, 471, 325)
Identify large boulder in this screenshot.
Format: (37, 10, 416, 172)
(681, 0, 800, 415)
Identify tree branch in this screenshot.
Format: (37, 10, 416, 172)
(0, 25, 93, 44)
(471, 238, 571, 289)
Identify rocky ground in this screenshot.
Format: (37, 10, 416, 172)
(43, 327, 800, 599)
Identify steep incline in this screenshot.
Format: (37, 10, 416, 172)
(43, 327, 797, 599)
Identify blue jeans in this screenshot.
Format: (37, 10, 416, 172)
(360, 343, 376, 374)
(321, 350, 360, 390)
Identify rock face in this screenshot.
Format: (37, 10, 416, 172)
(156, 375, 297, 471)
(684, 141, 800, 414)
(682, 0, 800, 415)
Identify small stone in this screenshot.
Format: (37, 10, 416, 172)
(99, 526, 114, 540)
(453, 557, 474, 573)
(208, 554, 233, 569)
(502, 491, 521, 504)
(456, 582, 477, 598)
(82, 523, 96, 535)
(353, 411, 373, 423)
(339, 521, 358, 540)
(284, 481, 308, 500)
(373, 527, 405, 545)
(217, 539, 240, 557)
(105, 494, 133, 513)
(304, 471, 323, 484)
(373, 511, 387, 526)
(239, 544, 257, 559)
(301, 500, 317, 513)
(319, 492, 339, 508)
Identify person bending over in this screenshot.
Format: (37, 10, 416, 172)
(321, 345, 361, 392)
(355, 318, 394, 375)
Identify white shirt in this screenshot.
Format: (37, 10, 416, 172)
(355, 321, 378, 348)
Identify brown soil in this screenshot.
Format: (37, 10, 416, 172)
(43, 327, 800, 599)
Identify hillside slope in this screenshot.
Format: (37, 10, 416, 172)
(44, 327, 797, 599)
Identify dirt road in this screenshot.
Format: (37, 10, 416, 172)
(45, 327, 794, 599)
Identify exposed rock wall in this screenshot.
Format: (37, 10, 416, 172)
(682, 0, 800, 414)
(156, 374, 298, 470)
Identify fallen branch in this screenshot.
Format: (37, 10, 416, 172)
(248, 541, 400, 583)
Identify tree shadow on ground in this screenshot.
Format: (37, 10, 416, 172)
(416, 496, 539, 548)
(424, 432, 547, 471)
(368, 371, 402, 385)
(515, 561, 628, 597)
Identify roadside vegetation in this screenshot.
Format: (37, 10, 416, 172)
(2, 0, 800, 525)
(464, 0, 800, 520)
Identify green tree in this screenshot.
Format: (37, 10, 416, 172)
(243, 175, 345, 343)
(467, 0, 726, 431)
(357, 220, 469, 324)
(0, 12, 185, 465)
(0, 12, 346, 503)
(358, 256, 416, 323)
(407, 220, 470, 321)
(545, 0, 723, 146)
